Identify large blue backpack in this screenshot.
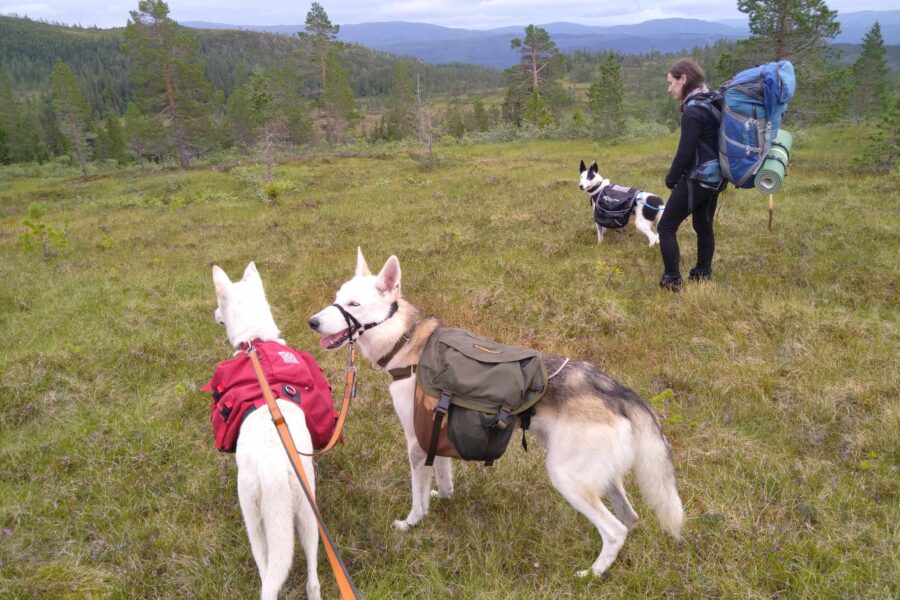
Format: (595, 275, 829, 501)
(687, 61, 796, 189)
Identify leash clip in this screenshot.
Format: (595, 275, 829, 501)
(345, 341, 358, 373)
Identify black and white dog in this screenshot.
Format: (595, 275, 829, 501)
(579, 160, 665, 246)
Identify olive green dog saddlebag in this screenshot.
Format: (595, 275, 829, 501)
(415, 328, 548, 465)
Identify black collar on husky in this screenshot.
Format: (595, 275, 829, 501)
(333, 301, 399, 343)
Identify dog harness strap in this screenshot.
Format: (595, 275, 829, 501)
(247, 347, 361, 600)
(388, 364, 417, 381)
(376, 320, 419, 369)
(425, 392, 452, 466)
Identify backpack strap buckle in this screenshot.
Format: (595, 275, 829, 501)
(425, 392, 452, 466)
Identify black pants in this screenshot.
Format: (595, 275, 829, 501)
(658, 179, 719, 278)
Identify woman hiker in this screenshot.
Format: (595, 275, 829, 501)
(658, 59, 724, 291)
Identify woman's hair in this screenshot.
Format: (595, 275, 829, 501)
(668, 59, 707, 101)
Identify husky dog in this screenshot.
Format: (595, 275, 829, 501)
(308, 249, 684, 578)
(212, 262, 321, 600)
(579, 159, 666, 246)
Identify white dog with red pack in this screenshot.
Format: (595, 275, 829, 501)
(208, 262, 321, 600)
(308, 250, 684, 579)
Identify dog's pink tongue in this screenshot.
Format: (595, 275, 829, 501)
(319, 332, 343, 349)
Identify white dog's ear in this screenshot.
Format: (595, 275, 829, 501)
(579, 159, 586, 173)
(213, 265, 231, 295)
(590, 161, 598, 173)
(242, 261, 260, 282)
(376, 255, 401, 295)
(355, 246, 372, 277)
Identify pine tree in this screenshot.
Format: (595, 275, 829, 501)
(502, 85, 526, 127)
(851, 22, 889, 122)
(0, 70, 25, 163)
(736, 0, 840, 64)
(300, 2, 341, 141)
(225, 84, 260, 147)
(301, 2, 340, 97)
(506, 25, 564, 127)
(510, 25, 559, 94)
(446, 105, 465, 138)
(856, 93, 898, 171)
(385, 62, 417, 140)
(123, 0, 213, 168)
(472, 99, 489, 132)
(95, 115, 128, 165)
(523, 90, 553, 128)
(123, 101, 163, 166)
(718, 0, 841, 124)
(571, 106, 586, 129)
(50, 59, 90, 177)
(586, 52, 625, 137)
(322, 48, 356, 143)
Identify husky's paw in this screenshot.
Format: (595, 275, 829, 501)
(306, 581, 322, 600)
(431, 488, 453, 500)
(648, 235, 660, 247)
(575, 557, 615, 578)
(392, 519, 412, 532)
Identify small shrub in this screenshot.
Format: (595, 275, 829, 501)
(20, 203, 67, 258)
(262, 181, 283, 202)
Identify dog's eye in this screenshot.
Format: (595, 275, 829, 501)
(347, 301, 360, 307)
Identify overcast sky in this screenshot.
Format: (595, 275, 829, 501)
(1, 0, 896, 30)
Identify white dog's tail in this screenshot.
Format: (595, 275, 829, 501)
(259, 460, 296, 600)
(632, 409, 685, 538)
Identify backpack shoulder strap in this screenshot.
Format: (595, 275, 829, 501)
(686, 95, 722, 123)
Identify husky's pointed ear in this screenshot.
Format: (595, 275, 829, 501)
(579, 159, 586, 173)
(590, 161, 598, 173)
(213, 265, 231, 295)
(376, 255, 401, 295)
(355, 247, 372, 277)
(242, 261, 260, 283)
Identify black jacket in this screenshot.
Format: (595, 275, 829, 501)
(665, 94, 720, 190)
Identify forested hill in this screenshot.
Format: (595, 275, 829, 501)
(0, 15, 504, 115)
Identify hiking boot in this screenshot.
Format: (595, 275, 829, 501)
(689, 267, 712, 282)
(659, 274, 682, 291)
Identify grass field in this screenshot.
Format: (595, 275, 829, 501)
(1, 126, 897, 599)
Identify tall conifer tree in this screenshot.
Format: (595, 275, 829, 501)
(385, 62, 417, 140)
(587, 52, 625, 136)
(506, 25, 562, 126)
(851, 22, 889, 121)
(322, 48, 356, 143)
(50, 59, 90, 177)
(123, 0, 212, 168)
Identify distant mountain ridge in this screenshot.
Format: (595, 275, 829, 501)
(184, 10, 900, 69)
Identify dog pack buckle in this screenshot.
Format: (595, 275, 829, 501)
(281, 383, 301, 404)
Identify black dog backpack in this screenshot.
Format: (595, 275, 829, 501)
(593, 184, 639, 229)
(414, 328, 548, 466)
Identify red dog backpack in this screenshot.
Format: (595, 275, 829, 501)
(204, 341, 337, 452)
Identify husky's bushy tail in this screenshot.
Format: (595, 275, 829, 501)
(631, 408, 684, 538)
(259, 470, 296, 600)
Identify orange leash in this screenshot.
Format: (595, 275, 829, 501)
(247, 344, 361, 600)
(296, 345, 357, 456)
